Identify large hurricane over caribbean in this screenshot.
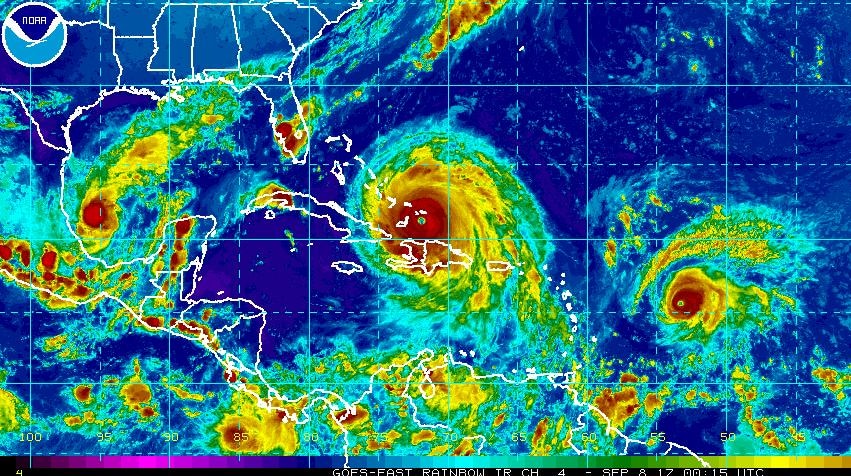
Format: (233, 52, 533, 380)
(349, 124, 570, 345)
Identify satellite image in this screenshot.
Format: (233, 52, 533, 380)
(0, 0, 850, 472)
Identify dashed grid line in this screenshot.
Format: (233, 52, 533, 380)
(793, 2, 800, 433)
(307, 0, 314, 466)
(372, 0, 384, 465)
(167, 1, 174, 465)
(27, 46, 34, 472)
(4, 381, 839, 386)
(446, 0, 453, 452)
(12, 83, 851, 87)
(31, 161, 851, 167)
(584, 0, 590, 466)
(514, 6, 520, 462)
(652, 1, 660, 451)
(723, 0, 730, 461)
(12, 237, 851, 242)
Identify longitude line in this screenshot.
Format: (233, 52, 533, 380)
(307, 0, 313, 466)
(723, 0, 730, 454)
(28, 55, 33, 470)
(376, 0, 383, 416)
(167, 2, 173, 463)
(793, 6, 800, 461)
(446, 0, 453, 442)
(653, 1, 660, 456)
(584, 0, 590, 467)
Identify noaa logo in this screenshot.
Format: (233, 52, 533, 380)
(2, 2, 67, 67)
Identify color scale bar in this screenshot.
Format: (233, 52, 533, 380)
(14, 456, 851, 469)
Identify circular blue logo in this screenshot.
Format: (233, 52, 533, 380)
(2, 2, 67, 67)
